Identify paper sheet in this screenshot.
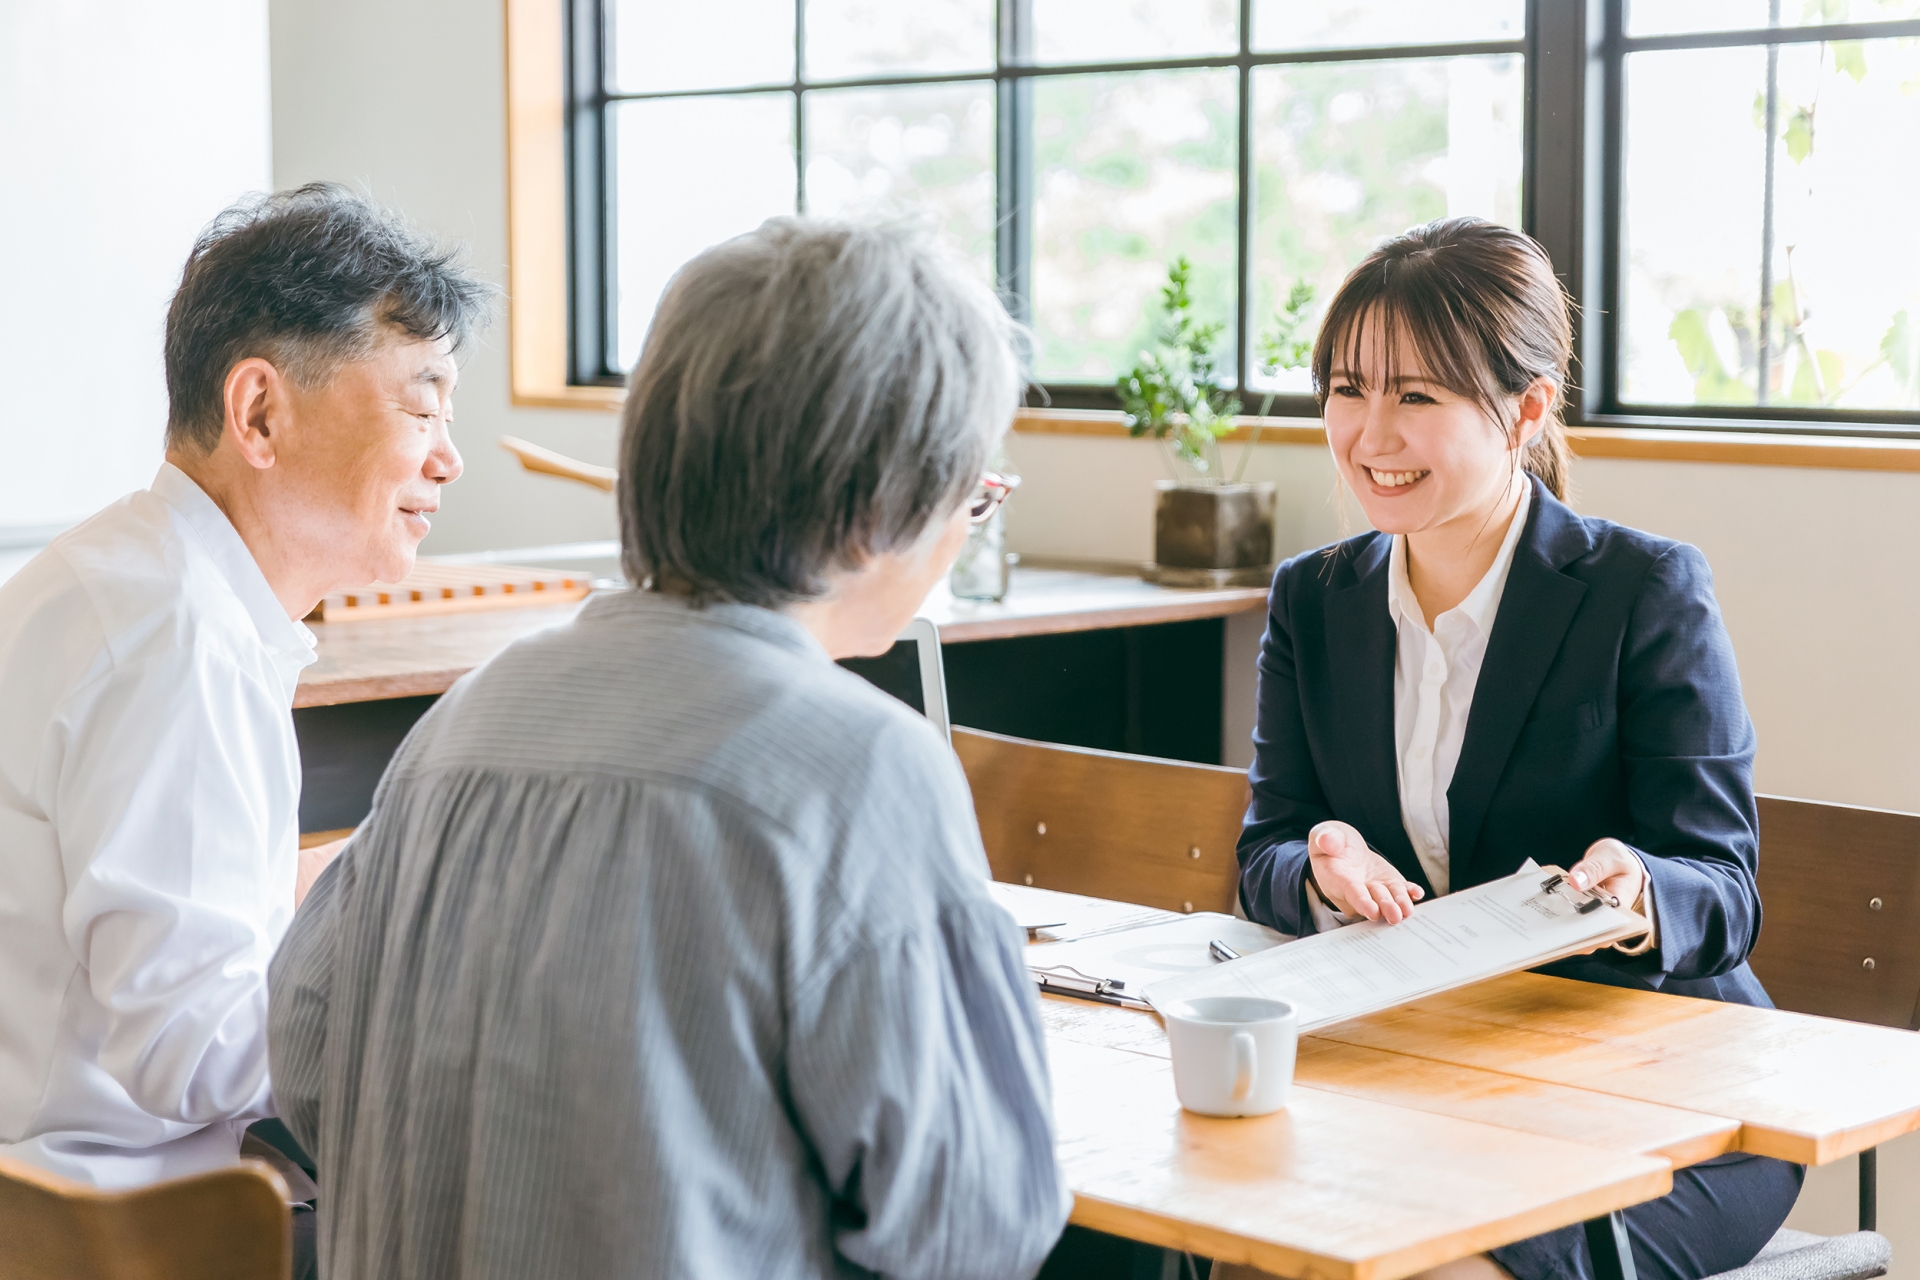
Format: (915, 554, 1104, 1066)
(1026, 912, 1290, 999)
(987, 881, 1178, 941)
(1143, 866, 1649, 1030)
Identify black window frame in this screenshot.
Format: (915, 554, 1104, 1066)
(566, 0, 1920, 436)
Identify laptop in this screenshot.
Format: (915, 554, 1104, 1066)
(835, 617, 950, 742)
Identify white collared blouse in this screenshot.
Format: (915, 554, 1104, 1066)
(0, 463, 315, 1187)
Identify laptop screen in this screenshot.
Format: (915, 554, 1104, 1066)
(836, 642, 926, 717)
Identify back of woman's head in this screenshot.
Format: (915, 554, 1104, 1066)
(617, 217, 1022, 607)
(1310, 217, 1575, 499)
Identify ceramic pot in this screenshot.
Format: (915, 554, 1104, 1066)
(1149, 481, 1275, 586)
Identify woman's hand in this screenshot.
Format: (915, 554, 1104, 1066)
(1307, 821, 1424, 924)
(1566, 837, 1648, 911)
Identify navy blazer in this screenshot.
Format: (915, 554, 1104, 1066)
(1237, 476, 1770, 1007)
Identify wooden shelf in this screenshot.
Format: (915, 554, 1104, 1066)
(295, 562, 1270, 708)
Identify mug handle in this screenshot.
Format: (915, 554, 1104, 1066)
(1230, 1030, 1256, 1103)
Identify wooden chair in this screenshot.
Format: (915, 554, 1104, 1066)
(1742, 794, 1920, 1247)
(0, 1156, 292, 1280)
(952, 726, 1248, 916)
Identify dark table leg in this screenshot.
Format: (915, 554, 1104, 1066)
(1859, 1146, 1878, 1232)
(1584, 1212, 1638, 1280)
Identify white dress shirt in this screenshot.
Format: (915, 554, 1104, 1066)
(1309, 482, 1655, 948)
(0, 463, 314, 1188)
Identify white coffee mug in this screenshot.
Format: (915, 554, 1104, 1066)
(1162, 996, 1298, 1118)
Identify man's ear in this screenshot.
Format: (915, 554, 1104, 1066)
(222, 357, 287, 471)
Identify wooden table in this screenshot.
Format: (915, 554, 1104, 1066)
(295, 561, 1268, 708)
(1039, 966, 1920, 1279)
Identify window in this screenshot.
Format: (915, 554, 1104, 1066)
(1602, 2, 1920, 423)
(564, 0, 1920, 433)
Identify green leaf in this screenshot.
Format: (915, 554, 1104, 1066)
(1882, 310, 1918, 398)
(1669, 309, 1724, 379)
(1784, 107, 1815, 163)
(1832, 40, 1868, 83)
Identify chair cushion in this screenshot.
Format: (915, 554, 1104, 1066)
(1705, 1227, 1891, 1280)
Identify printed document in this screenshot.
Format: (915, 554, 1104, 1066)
(1144, 865, 1649, 1030)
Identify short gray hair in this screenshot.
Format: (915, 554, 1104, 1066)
(618, 218, 1022, 608)
(164, 184, 498, 453)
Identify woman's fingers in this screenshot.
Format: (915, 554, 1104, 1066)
(1568, 838, 1647, 905)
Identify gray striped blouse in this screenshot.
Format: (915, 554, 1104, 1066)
(268, 591, 1071, 1279)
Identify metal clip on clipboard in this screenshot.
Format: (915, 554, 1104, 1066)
(1538, 872, 1620, 914)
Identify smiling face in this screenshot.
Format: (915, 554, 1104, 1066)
(270, 331, 463, 590)
(1322, 311, 1545, 542)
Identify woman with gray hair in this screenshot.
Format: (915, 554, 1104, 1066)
(266, 218, 1072, 1280)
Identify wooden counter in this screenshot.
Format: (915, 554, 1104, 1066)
(295, 562, 1269, 709)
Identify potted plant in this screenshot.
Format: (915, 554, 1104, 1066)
(1116, 259, 1315, 587)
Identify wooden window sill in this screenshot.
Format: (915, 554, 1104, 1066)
(1011, 409, 1920, 473)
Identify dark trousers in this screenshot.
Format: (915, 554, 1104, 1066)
(1491, 1154, 1805, 1280)
(246, 1119, 319, 1280)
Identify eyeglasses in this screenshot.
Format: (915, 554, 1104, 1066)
(968, 470, 1020, 524)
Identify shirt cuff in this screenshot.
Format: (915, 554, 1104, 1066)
(1305, 876, 1365, 933)
(1609, 851, 1659, 956)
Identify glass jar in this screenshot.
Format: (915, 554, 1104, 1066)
(949, 504, 1013, 602)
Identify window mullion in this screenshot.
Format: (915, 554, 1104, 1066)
(997, 0, 1034, 332)
(1235, 0, 1253, 398)
(793, 0, 806, 214)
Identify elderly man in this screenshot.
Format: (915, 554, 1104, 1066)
(0, 184, 493, 1197)
(268, 218, 1070, 1279)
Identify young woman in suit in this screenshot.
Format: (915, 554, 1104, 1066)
(1234, 218, 1799, 1279)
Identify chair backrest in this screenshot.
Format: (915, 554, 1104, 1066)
(953, 726, 1247, 915)
(0, 1156, 290, 1280)
(1750, 794, 1920, 1030)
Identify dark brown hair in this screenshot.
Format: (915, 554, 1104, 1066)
(1310, 217, 1574, 500)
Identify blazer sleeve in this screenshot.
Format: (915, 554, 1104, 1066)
(1613, 542, 1762, 983)
(1236, 562, 1337, 936)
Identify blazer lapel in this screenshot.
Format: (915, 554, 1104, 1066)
(1446, 481, 1593, 884)
(1321, 536, 1425, 887)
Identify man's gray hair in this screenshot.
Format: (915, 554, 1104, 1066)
(618, 218, 1023, 608)
(164, 184, 498, 453)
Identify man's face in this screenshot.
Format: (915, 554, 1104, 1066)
(273, 334, 463, 590)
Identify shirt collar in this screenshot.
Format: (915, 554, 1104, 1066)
(150, 463, 318, 670)
(1386, 476, 1533, 638)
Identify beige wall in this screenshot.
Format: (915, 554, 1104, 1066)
(270, 0, 1920, 1260)
(1005, 428, 1920, 813)
(269, 0, 624, 560)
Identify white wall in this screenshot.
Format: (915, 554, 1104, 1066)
(268, 0, 1920, 1261)
(268, 0, 622, 559)
(0, 0, 272, 540)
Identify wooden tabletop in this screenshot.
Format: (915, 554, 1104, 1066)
(1037, 962, 1920, 1276)
(294, 562, 1269, 709)
(1316, 971, 1920, 1164)
(1048, 1033, 1671, 1279)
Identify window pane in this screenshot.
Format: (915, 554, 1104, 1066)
(610, 95, 796, 371)
(1029, 0, 1237, 65)
(1247, 56, 1523, 393)
(805, 0, 993, 79)
(1620, 40, 1920, 411)
(1252, 0, 1523, 52)
(1626, 0, 1920, 38)
(1032, 69, 1238, 382)
(804, 83, 996, 279)
(608, 0, 793, 94)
